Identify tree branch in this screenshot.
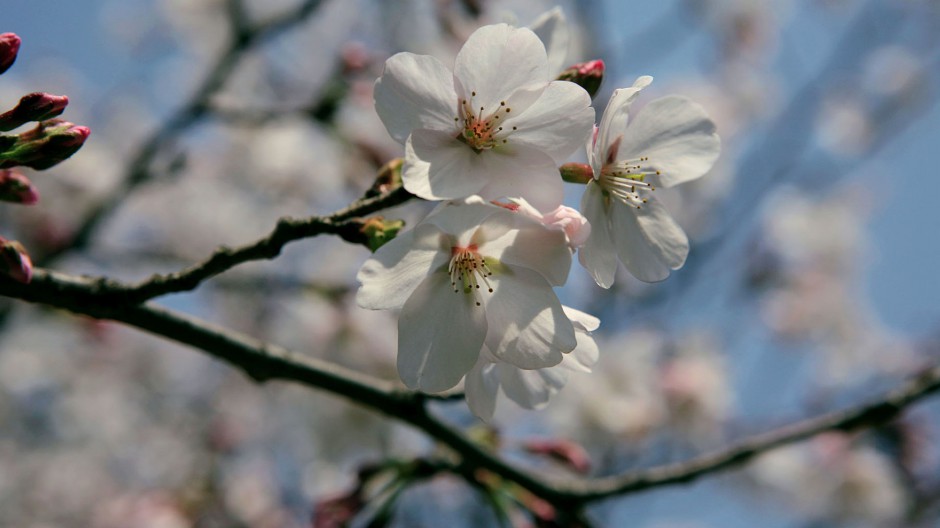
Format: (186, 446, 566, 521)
(2, 268, 940, 508)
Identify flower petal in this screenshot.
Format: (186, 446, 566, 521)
(617, 95, 720, 188)
(635, 193, 690, 270)
(374, 53, 459, 144)
(497, 362, 565, 410)
(504, 80, 594, 164)
(528, 7, 569, 75)
(454, 24, 550, 114)
(609, 199, 671, 282)
(475, 143, 564, 210)
(398, 272, 487, 392)
(425, 197, 509, 245)
(594, 76, 653, 172)
(403, 129, 489, 201)
(356, 223, 447, 310)
(482, 221, 571, 287)
(578, 181, 618, 288)
(464, 356, 500, 421)
(483, 266, 574, 369)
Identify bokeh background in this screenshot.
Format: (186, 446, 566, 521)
(3, 0, 940, 526)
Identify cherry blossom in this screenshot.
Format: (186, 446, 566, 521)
(579, 76, 721, 286)
(356, 197, 577, 392)
(373, 23, 594, 210)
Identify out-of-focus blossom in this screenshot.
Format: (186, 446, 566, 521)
(357, 197, 576, 392)
(0, 169, 38, 205)
(521, 437, 592, 474)
(579, 76, 720, 286)
(374, 23, 594, 210)
(0, 237, 32, 283)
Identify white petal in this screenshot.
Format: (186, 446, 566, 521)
(464, 357, 500, 421)
(398, 273, 487, 392)
(609, 199, 671, 282)
(577, 181, 618, 288)
(617, 95, 720, 188)
(403, 129, 489, 201)
(454, 24, 550, 114)
(504, 81, 594, 164)
(563, 327, 600, 374)
(497, 363, 565, 410)
(562, 306, 600, 332)
(483, 266, 574, 369)
(594, 76, 653, 171)
(475, 144, 563, 210)
(483, 222, 571, 287)
(356, 223, 447, 310)
(635, 193, 690, 270)
(424, 198, 509, 244)
(374, 53, 459, 144)
(528, 7, 569, 75)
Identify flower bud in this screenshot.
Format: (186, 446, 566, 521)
(0, 169, 38, 204)
(360, 216, 405, 252)
(522, 438, 592, 474)
(0, 119, 90, 170)
(0, 92, 70, 132)
(0, 237, 32, 283)
(557, 59, 605, 99)
(0, 33, 21, 75)
(366, 157, 403, 197)
(559, 162, 594, 184)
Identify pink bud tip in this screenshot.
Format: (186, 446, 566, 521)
(0, 238, 33, 283)
(0, 92, 70, 132)
(0, 33, 21, 75)
(577, 59, 605, 77)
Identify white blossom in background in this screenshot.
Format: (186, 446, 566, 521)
(373, 23, 594, 210)
(357, 197, 578, 392)
(464, 305, 599, 421)
(579, 76, 721, 286)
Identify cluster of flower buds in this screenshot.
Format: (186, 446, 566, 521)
(0, 32, 90, 283)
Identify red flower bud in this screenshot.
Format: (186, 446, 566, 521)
(0, 169, 38, 204)
(0, 92, 70, 132)
(557, 59, 605, 99)
(0, 33, 21, 75)
(0, 119, 90, 170)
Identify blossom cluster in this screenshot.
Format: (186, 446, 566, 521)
(357, 12, 719, 420)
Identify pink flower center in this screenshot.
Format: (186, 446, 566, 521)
(454, 91, 517, 153)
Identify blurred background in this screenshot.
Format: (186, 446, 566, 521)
(2, 0, 940, 526)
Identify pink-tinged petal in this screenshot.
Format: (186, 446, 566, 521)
(578, 181, 618, 288)
(497, 362, 566, 410)
(454, 24, 550, 114)
(374, 53, 459, 143)
(403, 129, 489, 201)
(475, 144, 563, 210)
(609, 199, 671, 282)
(528, 7, 569, 75)
(617, 95, 720, 188)
(464, 356, 500, 421)
(483, 223, 571, 287)
(594, 76, 653, 172)
(635, 193, 690, 270)
(504, 81, 594, 164)
(483, 266, 574, 369)
(398, 272, 487, 392)
(356, 223, 447, 310)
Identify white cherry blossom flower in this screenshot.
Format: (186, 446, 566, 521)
(579, 76, 721, 286)
(494, 196, 591, 249)
(464, 306, 599, 421)
(373, 23, 594, 210)
(356, 197, 577, 393)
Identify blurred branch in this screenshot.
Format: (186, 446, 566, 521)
(35, 0, 328, 265)
(2, 268, 940, 508)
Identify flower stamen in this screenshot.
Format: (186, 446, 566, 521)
(455, 91, 513, 153)
(448, 244, 494, 306)
(599, 155, 659, 209)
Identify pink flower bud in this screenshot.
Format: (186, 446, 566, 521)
(559, 162, 594, 184)
(543, 205, 591, 248)
(557, 59, 605, 98)
(0, 33, 21, 75)
(0, 237, 32, 283)
(0, 169, 38, 204)
(522, 438, 592, 474)
(0, 119, 90, 170)
(0, 92, 70, 132)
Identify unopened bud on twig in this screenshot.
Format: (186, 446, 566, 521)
(0, 169, 38, 204)
(0, 33, 21, 75)
(559, 162, 594, 184)
(0, 237, 32, 283)
(367, 157, 403, 197)
(522, 438, 592, 474)
(557, 59, 605, 99)
(0, 119, 90, 170)
(0, 93, 69, 132)
(361, 217, 405, 252)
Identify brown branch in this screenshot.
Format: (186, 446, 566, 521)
(2, 268, 940, 508)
